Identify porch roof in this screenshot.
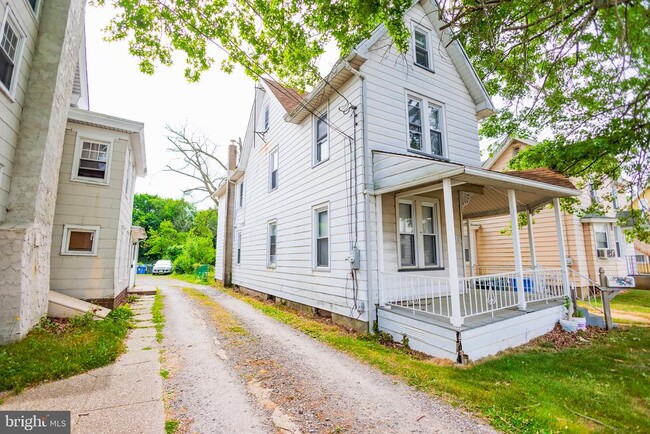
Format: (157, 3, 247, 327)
(372, 151, 579, 219)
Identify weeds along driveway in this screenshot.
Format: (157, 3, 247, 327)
(147, 276, 494, 434)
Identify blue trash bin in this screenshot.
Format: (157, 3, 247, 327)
(509, 277, 534, 292)
(136, 265, 146, 274)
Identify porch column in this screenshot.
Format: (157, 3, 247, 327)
(467, 219, 476, 278)
(553, 198, 571, 298)
(443, 179, 463, 327)
(527, 210, 537, 269)
(508, 189, 527, 310)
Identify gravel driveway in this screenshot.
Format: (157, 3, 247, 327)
(144, 276, 494, 434)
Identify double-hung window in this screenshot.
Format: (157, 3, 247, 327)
(0, 8, 23, 96)
(398, 199, 441, 269)
(594, 223, 610, 249)
(268, 221, 277, 267)
(314, 205, 329, 268)
(314, 111, 329, 165)
(407, 95, 445, 157)
(72, 138, 112, 184)
(269, 148, 279, 191)
(413, 28, 431, 69)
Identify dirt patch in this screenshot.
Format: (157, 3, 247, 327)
(532, 323, 609, 351)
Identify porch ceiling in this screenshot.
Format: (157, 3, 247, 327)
(373, 151, 580, 219)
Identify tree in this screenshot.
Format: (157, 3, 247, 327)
(436, 0, 649, 240)
(165, 124, 231, 207)
(191, 208, 218, 241)
(145, 220, 185, 261)
(104, 0, 649, 238)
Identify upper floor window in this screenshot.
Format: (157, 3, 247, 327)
(264, 103, 270, 131)
(314, 111, 329, 165)
(27, 0, 39, 13)
(407, 95, 445, 157)
(0, 8, 24, 97)
(238, 180, 244, 208)
(269, 147, 279, 191)
(72, 138, 112, 185)
(594, 223, 610, 250)
(413, 27, 431, 70)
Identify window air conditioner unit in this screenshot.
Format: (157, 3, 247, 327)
(597, 248, 616, 259)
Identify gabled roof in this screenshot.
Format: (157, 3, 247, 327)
(262, 79, 306, 113)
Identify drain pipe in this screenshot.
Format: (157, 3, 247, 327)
(345, 62, 376, 331)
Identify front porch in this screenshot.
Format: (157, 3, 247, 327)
(371, 151, 580, 361)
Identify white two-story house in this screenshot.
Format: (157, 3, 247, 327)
(215, 0, 580, 362)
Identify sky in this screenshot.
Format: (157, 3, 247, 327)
(85, 4, 255, 209)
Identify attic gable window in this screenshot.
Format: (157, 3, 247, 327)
(413, 27, 431, 70)
(0, 8, 23, 97)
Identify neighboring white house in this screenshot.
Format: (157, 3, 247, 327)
(50, 108, 147, 308)
(0, 0, 146, 343)
(215, 0, 581, 362)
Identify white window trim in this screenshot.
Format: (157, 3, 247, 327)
(312, 202, 330, 271)
(61, 224, 100, 256)
(411, 23, 434, 72)
(312, 103, 330, 167)
(70, 134, 114, 185)
(396, 197, 443, 270)
(0, 5, 26, 101)
(22, 0, 41, 20)
(267, 220, 277, 269)
(269, 147, 279, 191)
(593, 223, 611, 251)
(405, 92, 448, 159)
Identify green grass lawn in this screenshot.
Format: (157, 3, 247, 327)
(581, 289, 650, 324)
(0, 307, 133, 393)
(212, 284, 649, 433)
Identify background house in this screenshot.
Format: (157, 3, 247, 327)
(475, 137, 632, 288)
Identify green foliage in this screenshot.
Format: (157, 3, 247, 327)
(93, 0, 413, 91)
(0, 309, 133, 392)
(173, 234, 216, 274)
(145, 220, 185, 261)
(165, 420, 180, 434)
(152, 290, 165, 343)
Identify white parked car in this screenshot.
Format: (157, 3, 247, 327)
(152, 260, 173, 275)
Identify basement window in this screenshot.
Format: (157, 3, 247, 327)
(61, 225, 100, 256)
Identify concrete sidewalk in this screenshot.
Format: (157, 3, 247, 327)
(0, 295, 164, 434)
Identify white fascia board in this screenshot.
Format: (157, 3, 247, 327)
(372, 167, 466, 195)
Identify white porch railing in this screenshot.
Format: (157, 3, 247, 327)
(567, 269, 604, 314)
(381, 268, 567, 323)
(380, 272, 452, 318)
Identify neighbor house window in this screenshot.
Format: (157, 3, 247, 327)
(61, 225, 100, 256)
(611, 185, 619, 210)
(614, 226, 623, 257)
(268, 221, 277, 267)
(407, 95, 444, 157)
(314, 205, 329, 268)
(71, 138, 112, 184)
(236, 231, 242, 265)
(398, 199, 442, 269)
(238, 181, 244, 208)
(269, 148, 279, 190)
(398, 202, 416, 267)
(594, 223, 610, 249)
(0, 8, 23, 96)
(413, 27, 431, 69)
(314, 111, 329, 164)
(589, 184, 600, 204)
